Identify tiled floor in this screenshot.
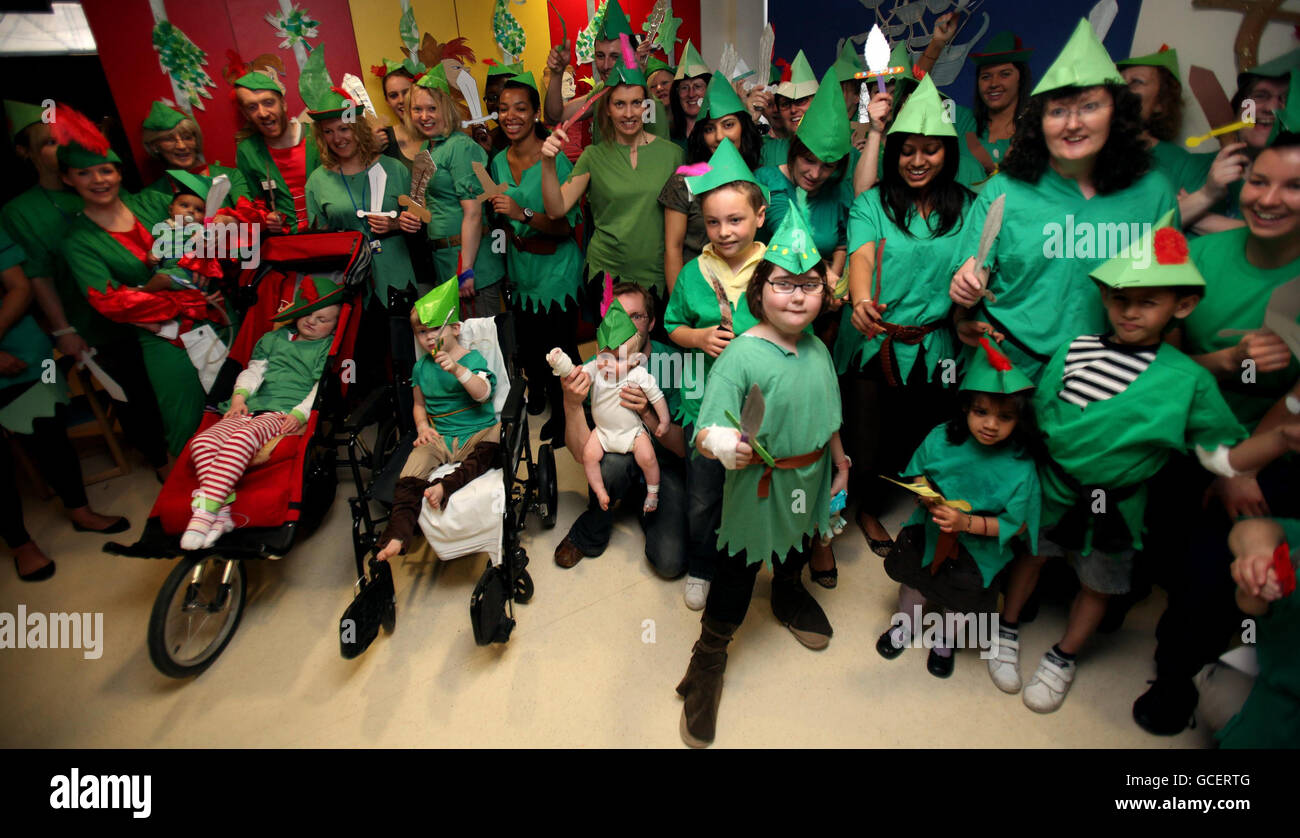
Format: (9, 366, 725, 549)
(0, 413, 1214, 748)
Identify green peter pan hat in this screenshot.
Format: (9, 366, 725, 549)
(234, 70, 285, 95)
(763, 205, 821, 274)
(415, 63, 452, 95)
(1116, 45, 1180, 83)
(888, 74, 956, 138)
(1268, 68, 1300, 145)
(51, 103, 122, 168)
(832, 39, 866, 83)
(1239, 46, 1300, 89)
(142, 101, 188, 132)
(299, 46, 354, 120)
(971, 31, 1033, 67)
(606, 55, 647, 88)
(273, 275, 346, 322)
(5, 99, 45, 142)
(1031, 18, 1124, 97)
(597, 298, 639, 351)
(597, 0, 635, 41)
(645, 57, 674, 79)
(485, 60, 524, 79)
(963, 336, 1034, 394)
(683, 137, 769, 201)
(778, 50, 819, 100)
(504, 70, 539, 92)
(1089, 211, 1205, 290)
(794, 69, 852, 163)
(702, 71, 746, 118)
(165, 169, 212, 200)
(414, 277, 461, 327)
(674, 40, 711, 80)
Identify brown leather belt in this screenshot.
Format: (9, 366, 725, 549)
(757, 447, 826, 498)
(509, 231, 569, 255)
(429, 234, 462, 250)
(877, 320, 944, 387)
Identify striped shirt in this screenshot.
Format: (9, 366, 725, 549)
(1058, 334, 1157, 408)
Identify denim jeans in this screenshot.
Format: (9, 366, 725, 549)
(565, 449, 688, 579)
(684, 434, 726, 582)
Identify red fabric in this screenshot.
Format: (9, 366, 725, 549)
(87, 285, 211, 324)
(107, 221, 155, 264)
(1154, 227, 1189, 265)
(1276, 542, 1296, 598)
(268, 140, 309, 232)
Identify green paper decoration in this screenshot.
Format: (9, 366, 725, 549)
(151, 21, 215, 112)
(266, 2, 320, 53)
(493, 0, 527, 61)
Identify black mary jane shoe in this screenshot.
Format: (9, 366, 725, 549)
(71, 516, 131, 535)
(876, 629, 906, 660)
(809, 544, 837, 589)
(15, 556, 56, 582)
(926, 649, 955, 678)
(856, 511, 894, 557)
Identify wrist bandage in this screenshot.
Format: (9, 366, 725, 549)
(701, 425, 744, 470)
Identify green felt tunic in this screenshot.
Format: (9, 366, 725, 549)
(414, 349, 496, 444)
(759, 135, 789, 169)
(694, 332, 840, 565)
(756, 165, 853, 257)
(144, 162, 251, 205)
(951, 168, 1177, 381)
(1035, 338, 1248, 554)
(422, 133, 504, 288)
(305, 157, 416, 306)
(663, 257, 762, 426)
(489, 151, 583, 313)
(1217, 518, 1300, 749)
(61, 190, 206, 455)
(1182, 227, 1300, 430)
(833, 189, 967, 380)
(569, 137, 684, 293)
(227, 327, 332, 417)
(0, 231, 68, 433)
(955, 127, 1010, 191)
(1150, 140, 1213, 197)
(235, 129, 321, 231)
(900, 424, 1041, 586)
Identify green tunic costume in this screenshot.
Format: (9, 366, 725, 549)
(755, 165, 853, 257)
(0, 231, 69, 434)
(225, 326, 333, 420)
(1149, 140, 1213, 197)
(414, 349, 496, 445)
(694, 332, 840, 564)
(145, 162, 250, 205)
(422, 132, 505, 288)
(305, 156, 416, 306)
(900, 424, 1041, 585)
(568, 136, 684, 293)
(489, 151, 583, 313)
(235, 127, 321, 230)
(1035, 338, 1248, 554)
(833, 189, 967, 380)
(1181, 227, 1300, 429)
(1217, 519, 1300, 749)
(61, 190, 207, 455)
(951, 168, 1177, 381)
(759, 135, 789, 169)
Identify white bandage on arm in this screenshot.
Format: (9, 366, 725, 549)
(1195, 444, 1241, 478)
(700, 425, 743, 470)
(470, 371, 491, 403)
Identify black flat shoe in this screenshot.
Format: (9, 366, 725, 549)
(809, 544, 837, 589)
(1133, 678, 1198, 736)
(526, 390, 547, 416)
(856, 511, 894, 557)
(876, 629, 905, 660)
(927, 649, 955, 678)
(15, 556, 55, 582)
(71, 516, 131, 535)
(772, 580, 832, 650)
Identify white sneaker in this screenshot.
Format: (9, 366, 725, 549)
(684, 576, 710, 611)
(987, 627, 1022, 693)
(1023, 650, 1077, 713)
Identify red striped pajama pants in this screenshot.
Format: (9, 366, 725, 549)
(187, 413, 287, 504)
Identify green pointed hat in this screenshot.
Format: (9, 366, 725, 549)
(778, 50, 819, 100)
(1031, 18, 1124, 97)
(645, 56, 674, 79)
(299, 46, 353, 120)
(142, 101, 187, 132)
(597, 0, 635, 41)
(763, 205, 822, 274)
(414, 277, 461, 327)
(684, 138, 768, 200)
(1240, 46, 1300, 89)
(597, 298, 639, 350)
(165, 169, 212, 201)
(770, 62, 782, 85)
(872, 43, 913, 84)
(1089, 211, 1205, 290)
(962, 336, 1034, 394)
(504, 70, 539, 92)
(273, 276, 346, 322)
(606, 61, 648, 87)
(832, 39, 866, 83)
(485, 60, 524, 78)
(1117, 45, 1180, 83)
(234, 71, 285, 95)
(1268, 68, 1300, 145)
(674, 40, 711, 80)
(415, 63, 452, 95)
(794, 69, 852, 162)
(971, 31, 1033, 66)
(888, 73, 956, 137)
(702, 71, 746, 118)
(5, 100, 45, 142)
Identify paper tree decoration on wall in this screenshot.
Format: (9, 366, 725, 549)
(576, 0, 609, 65)
(266, 0, 321, 70)
(150, 19, 215, 112)
(493, 0, 527, 64)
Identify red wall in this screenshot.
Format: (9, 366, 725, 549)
(545, 0, 702, 87)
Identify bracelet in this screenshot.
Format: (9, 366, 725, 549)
(458, 268, 475, 284)
(52, 327, 78, 337)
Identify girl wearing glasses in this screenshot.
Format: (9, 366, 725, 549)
(675, 209, 848, 748)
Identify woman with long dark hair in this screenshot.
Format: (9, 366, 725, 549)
(964, 32, 1034, 179)
(950, 20, 1176, 383)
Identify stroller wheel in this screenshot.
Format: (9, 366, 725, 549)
(537, 443, 558, 529)
(514, 569, 535, 604)
(147, 556, 247, 679)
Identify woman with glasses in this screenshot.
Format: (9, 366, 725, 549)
(949, 20, 1177, 383)
(835, 76, 971, 565)
(139, 101, 249, 206)
(669, 45, 711, 149)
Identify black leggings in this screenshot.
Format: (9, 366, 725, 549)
(94, 340, 170, 469)
(1, 403, 89, 547)
(703, 540, 812, 625)
(515, 299, 580, 410)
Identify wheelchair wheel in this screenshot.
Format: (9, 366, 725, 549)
(536, 443, 557, 529)
(372, 415, 403, 474)
(514, 569, 534, 604)
(147, 556, 246, 679)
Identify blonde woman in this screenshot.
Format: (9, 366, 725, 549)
(140, 101, 248, 204)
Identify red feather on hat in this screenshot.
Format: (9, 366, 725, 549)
(600, 272, 614, 317)
(329, 85, 358, 106)
(49, 103, 110, 156)
(979, 336, 1013, 372)
(370, 63, 389, 79)
(776, 57, 792, 83)
(1153, 227, 1189, 265)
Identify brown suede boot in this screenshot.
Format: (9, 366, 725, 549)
(675, 615, 737, 748)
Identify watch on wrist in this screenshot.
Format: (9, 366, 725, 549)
(522, 207, 535, 223)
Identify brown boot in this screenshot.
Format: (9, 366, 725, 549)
(675, 615, 737, 748)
